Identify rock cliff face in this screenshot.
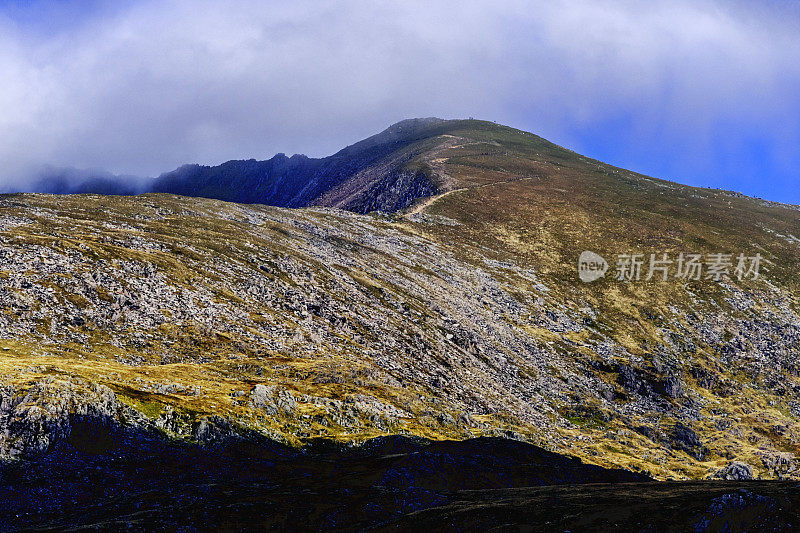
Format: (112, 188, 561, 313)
(0, 376, 143, 458)
(1, 119, 800, 483)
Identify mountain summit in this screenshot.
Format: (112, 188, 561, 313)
(29, 118, 575, 213)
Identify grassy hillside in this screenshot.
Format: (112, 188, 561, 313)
(1, 119, 799, 480)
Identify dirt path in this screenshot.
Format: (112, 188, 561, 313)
(404, 177, 534, 217)
(405, 187, 465, 215)
(403, 133, 533, 218)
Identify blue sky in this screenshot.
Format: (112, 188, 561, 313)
(0, 0, 798, 203)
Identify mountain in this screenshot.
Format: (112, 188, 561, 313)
(25, 165, 148, 196)
(2, 118, 800, 526)
(28, 118, 578, 214)
(27, 117, 452, 212)
(150, 117, 450, 212)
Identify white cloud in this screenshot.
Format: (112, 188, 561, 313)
(0, 0, 798, 191)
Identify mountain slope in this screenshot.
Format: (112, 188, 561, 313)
(1, 119, 800, 483)
(149, 117, 449, 212)
(0, 434, 651, 530)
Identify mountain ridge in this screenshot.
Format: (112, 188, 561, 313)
(25, 117, 796, 213)
(24, 117, 458, 212)
(20, 117, 625, 213)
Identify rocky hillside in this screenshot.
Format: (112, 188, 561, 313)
(1, 119, 800, 482)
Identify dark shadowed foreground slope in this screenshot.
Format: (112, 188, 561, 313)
(0, 430, 649, 531)
(392, 481, 800, 532)
(2, 428, 798, 531)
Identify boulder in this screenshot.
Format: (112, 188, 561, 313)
(713, 461, 754, 481)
